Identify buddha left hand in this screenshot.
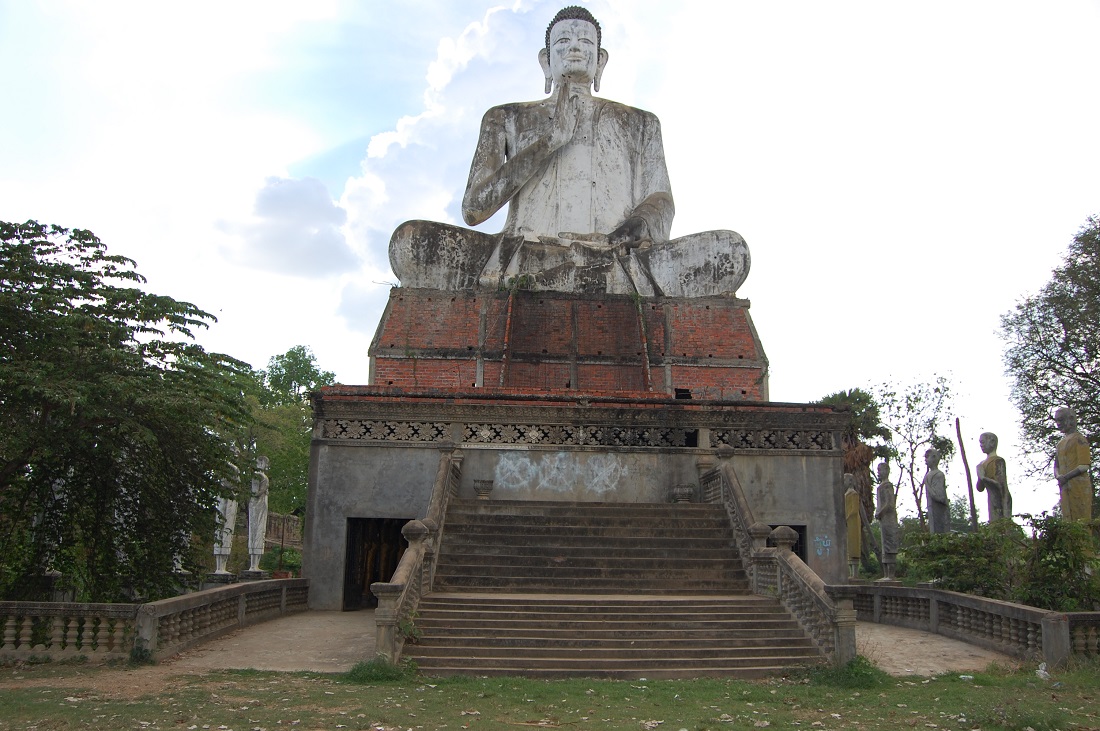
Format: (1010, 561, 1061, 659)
(608, 216, 649, 249)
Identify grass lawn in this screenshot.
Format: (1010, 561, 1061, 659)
(1, 657, 1097, 731)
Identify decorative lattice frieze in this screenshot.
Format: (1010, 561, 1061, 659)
(713, 428, 834, 451)
(463, 423, 692, 448)
(321, 420, 448, 442)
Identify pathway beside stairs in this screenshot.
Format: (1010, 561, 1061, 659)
(169, 498, 1018, 677)
(169, 612, 1017, 677)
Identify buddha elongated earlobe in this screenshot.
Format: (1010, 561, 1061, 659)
(593, 48, 609, 93)
(538, 48, 553, 95)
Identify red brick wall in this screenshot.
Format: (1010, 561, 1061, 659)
(368, 288, 768, 398)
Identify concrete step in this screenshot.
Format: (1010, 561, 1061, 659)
(440, 534, 734, 551)
(439, 523, 733, 540)
(434, 557, 745, 575)
(414, 633, 815, 648)
(432, 577, 750, 592)
(410, 654, 821, 678)
(448, 499, 724, 515)
(435, 541, 736, 556)
(412, 644, 818, 659)
(446, 513, 730, 529)
(416, 594, 778, 609)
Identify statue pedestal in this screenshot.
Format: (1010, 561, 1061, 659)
(368, 288, 768, 399)
(203, 572, 237, 590)
(240, 570, 272, 581)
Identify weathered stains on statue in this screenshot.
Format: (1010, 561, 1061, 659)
(389, 221, 499, 291)
(493, 451, 633, 499)
(642, 230, 751, 298)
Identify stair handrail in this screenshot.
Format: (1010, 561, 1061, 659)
(423, 447, 463, 590)
(371, 445, 463, 663)
(706, 460, 856, 664)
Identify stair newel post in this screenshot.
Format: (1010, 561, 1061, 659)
(770, 525, 798, 602)
(825, 585, 858, 665)
(402, 520, 430, 602)
(371, 583, 400, 662)
(695, 455, 716, 501)
(748, 522, 772, 593)
(447, 448, 464, 500)
(421, 518, 438, 593)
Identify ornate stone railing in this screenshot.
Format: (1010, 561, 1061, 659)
(0, 602, 139, 660)
(372, 447, 464, 662)
(705, 462, 855, 664)
(135, 578, 308, 660)
(1067, 613, 1100, 659)
(1, 579, 307, 662)
(852, 584, 1100, 668)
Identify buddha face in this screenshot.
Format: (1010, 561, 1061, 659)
(546, 18, 603, 86)
(979, 432, 997, 454)
(1054, 408, 1077, 434)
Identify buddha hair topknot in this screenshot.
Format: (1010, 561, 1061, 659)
(545, 6, 601, 52)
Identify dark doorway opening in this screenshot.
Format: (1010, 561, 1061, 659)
(343, 518, 410, 611)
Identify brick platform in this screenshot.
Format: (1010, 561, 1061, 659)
(367, 288, 769, 400)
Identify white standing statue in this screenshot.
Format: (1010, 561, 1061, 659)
(213, 492, 238, 574)
(388, 5, 750, 297)
(248, 455, 270, 572)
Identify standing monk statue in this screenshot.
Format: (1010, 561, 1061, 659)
(976, 432, 1011, 522)
(1054, 407, 1093, 522)
(922, 448, 949, 534)
(389, 6, 750, 297)
(874, 462, 899, 580)
(248, 455, 270, 572)
(843, 473, 862, 579)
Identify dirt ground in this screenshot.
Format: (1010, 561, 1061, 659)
(0, 612, 1018, 699)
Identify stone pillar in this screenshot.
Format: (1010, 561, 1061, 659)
(825, 585, 859, 666)
(371, 583, 401, 662)
(1041, 613, 1072, 669)
(134, 604, 159, 658)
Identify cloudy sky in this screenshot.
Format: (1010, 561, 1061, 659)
(3, 0, 1099, 519)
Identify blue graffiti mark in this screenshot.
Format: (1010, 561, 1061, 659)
(813, 534, 832, 557)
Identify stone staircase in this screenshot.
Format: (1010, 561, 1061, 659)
(404, 499, 823, 678)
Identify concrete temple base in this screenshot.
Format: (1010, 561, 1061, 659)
(303, 387, 847, 611)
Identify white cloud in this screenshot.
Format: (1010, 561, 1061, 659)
(220, 177, 358, 277)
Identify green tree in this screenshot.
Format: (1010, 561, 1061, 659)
(948, 494, 976, 534)
(1, 221, 252, 601)
(261, 345, 335, 407)
(874, 376, 956, 529)
(238, 347, 336, 514)
(1001, 215, 1100, 489)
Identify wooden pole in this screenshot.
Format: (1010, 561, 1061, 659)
(955, 417, 979, 530)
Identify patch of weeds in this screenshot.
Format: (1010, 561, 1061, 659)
(969, 698, 1068, 731)
(805, 655, 890, 689)
(54, 654, 88, 665)
(224, 667, 271, 678)
(398, 610, 422, 644)
(128, 644, 154, 666)
(343, 656, 418, 684)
